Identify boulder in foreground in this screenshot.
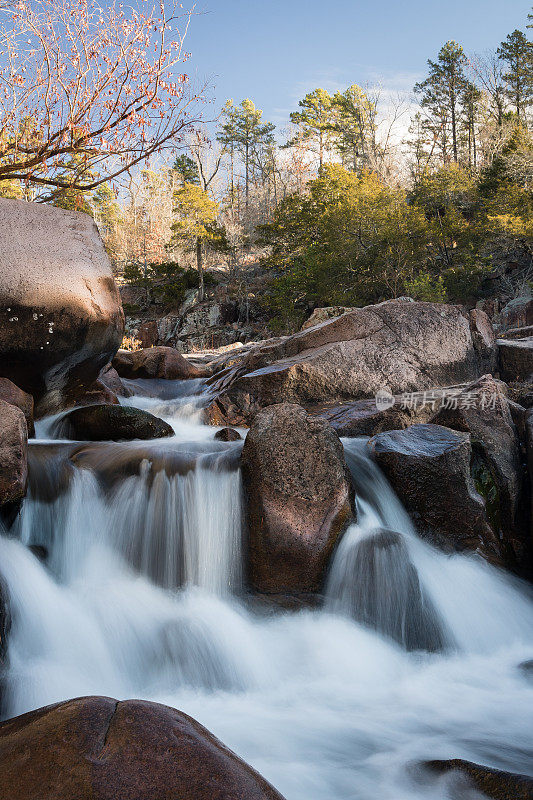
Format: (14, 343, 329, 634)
(0, 199, 124, 414)
(56, 404, 174, 442)
(113, 346, 203, 380)
(242, 403, 353, 594)
(0, 696, 286, 800)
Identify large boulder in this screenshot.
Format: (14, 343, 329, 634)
(431, 375, 526, 566)
(498, 337, 533, 383)
(368, 424, 504, 563)
(423, 759, 533, 800)
(0, 199, 124, 414)
(113, 347, 203, 380)
(207, 301, 495, 426)
(0, 378, 34, 437)
(55, 404, 174, 442)
(0, 399, 28, 512)
(241, 403, 354, 594)
(0, 696, 286, 800)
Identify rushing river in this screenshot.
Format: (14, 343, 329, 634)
(1, 379, 532, 800)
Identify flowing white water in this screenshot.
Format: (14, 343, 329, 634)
(1, 382, 533, 799)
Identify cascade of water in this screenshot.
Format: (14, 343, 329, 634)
(14, 440, 243, 594)
(326, 438, 533, 653)
(0, 386, 532, 800)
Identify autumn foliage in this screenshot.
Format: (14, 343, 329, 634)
(0, 0, 204, 198)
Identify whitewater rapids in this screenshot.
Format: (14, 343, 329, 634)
(1, 378, 532, 800)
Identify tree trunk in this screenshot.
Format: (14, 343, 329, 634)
(245, 140, 249, 210)
(196, 237, 204, 302)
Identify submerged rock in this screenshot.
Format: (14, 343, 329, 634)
(214, 427, 242, 442)
(207, 301, 495, 426)
(241, 403, 354, 594)
(56, 404, 174, 442)
(0, 696, 287, 800)
(113, 347, 203, 380)
(328, 528, 448, 652)
(423, 759, 533, 799)
(0, 199, 124, 414)
(368, 424, 503, 563)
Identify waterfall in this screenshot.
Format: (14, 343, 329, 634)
(1, 380, 532, 800)
(14, 439, 243, 594)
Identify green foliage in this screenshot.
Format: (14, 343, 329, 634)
(172, 154, 200, 185)
(414, 41, 469, 162)
(497, 30, 533, 123)
(259, 156, 532, 330)
(123, 260, 218, 306)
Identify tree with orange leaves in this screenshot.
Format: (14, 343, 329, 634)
(0, 0, 206, 200)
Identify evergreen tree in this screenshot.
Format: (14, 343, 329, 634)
(286, 88, 334, 168)
(497, 30, 533, 125)
(414, 41, 469, 163)
(172, 155, 200, 186)
(330, 85, 378, 173)
(217, 99, 275, 210)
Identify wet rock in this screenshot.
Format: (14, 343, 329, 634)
(0, 199, 124, 414)
(329, 528, 448, 652)
(56, 404, 174, 442)
(241, 403, 354, 594)
(368, 424, 503, 563)
(0, 378, 34, 437)
(214, 427, 242, 442)
(98, 363, 132, 398)
(0, 696, 287, 800)
(309, 397, 430, 438)
(113, 347, 203, 380)
(207, 301, 494, 426)
(431, 375, 526, 567)
(0, 399, 28, 510)
(498, 337, 533, 383)
(518, 659, 533, 678)
(423, 759, 533, 800)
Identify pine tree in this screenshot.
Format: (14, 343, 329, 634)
(330, 85, 378, 174)
(497, 30, 533, 125)
(172, 155, 200, 186)
(414, 41, 469, 163)
(286, 88, 333, 168)
(217, 99, 275, 210)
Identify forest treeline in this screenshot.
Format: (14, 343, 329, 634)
(0, 2, 531, 331)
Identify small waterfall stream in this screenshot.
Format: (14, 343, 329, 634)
(1, 381, 532, 800)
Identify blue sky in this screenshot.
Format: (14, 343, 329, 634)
(184, 0, 532, 129)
